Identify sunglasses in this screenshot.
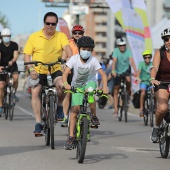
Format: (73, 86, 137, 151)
(45, 22, 57, 26)
(164, 37, 170, 42)
(118, 45, 125, 47)
(73, 32, 83, 35)
(144, 56, 151, 59)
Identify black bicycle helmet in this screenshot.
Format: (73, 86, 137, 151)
(77, 36, 95, 48)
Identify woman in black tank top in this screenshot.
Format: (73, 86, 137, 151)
(150, 27, 170, 143)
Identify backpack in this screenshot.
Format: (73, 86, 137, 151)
(159, 46, 166, 60)
(132, 90, 141, 109)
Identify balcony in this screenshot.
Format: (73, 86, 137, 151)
(94, 25, 107, 32)
(95, 36, 107, 42)
(94, 15, 107, 23)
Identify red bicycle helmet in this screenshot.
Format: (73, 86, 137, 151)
(72, 25, 85, 33)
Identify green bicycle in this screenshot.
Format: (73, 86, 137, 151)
(65, 87, 108, 163)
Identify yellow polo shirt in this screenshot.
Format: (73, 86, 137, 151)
(24, 29, 69, 74)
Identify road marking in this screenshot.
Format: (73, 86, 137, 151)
(112, 147, 159, 153)
(15, 105, 35, 117)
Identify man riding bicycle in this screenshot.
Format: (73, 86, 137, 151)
(24, 12, 72, 136)
(0, 28, 19, 117)
(62, 36, 108, 150)
(111, 37, 137, 117)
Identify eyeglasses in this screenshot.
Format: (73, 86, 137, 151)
(45, 22, 57, 26)
(118, 45, 125, 47)
(164, 37, 170, 42)
(144, 57, 151, 59)
(2, 35, 11, 37)
(73, 32, 83, 35)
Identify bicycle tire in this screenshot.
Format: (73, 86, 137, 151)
(50, 95, 55, 150)
(159, 125, 170, 158)
(4, 93, 9, 120)
(143, 98, 148, 126)
(124, 91, 128, 122)
(4, 107, 8, 120)
(118, 94, 122, 121)
(149, 93, 154, 127)
(77, 117, 88, 163)
(9, 92, 15, 121)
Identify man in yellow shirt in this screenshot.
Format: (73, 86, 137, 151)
(24, 12, 72, 136)
(61, 25, 85, 127)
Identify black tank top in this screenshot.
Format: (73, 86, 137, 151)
(156, 48, 170, 82)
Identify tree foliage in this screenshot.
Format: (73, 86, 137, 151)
(0, 12, 10, 28)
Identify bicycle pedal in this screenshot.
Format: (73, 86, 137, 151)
(91, 125, 98, 129)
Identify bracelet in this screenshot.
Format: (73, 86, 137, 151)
(29, 67, 35, 72)
(111, 70, 115, 74)
(63, 82, 68, 86)
(149, 78, 155, 82)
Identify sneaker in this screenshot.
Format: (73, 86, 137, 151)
(91, 116, 100, 126)
(113, 111, 118, 118)
(60, 117, 68, 127)
(34, 123, 43, 137)
(64, 136, 75, 150)
(150, 127, 159, 143)
(108, 105, 113, 109)
(56, 106, 64, 121)
(0, 107, 3, 117)
(139, 110, 144, 117)
(14, 94, 19, 102)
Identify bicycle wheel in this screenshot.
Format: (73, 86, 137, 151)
(4, 93, 9, 120)
(159, 124, 170, 158)
(9, 92, 15, 121)
(49, 95, 55, 150)
(118, 93, 122, 121)
(77, 117, 88, 163)
(122, 91, 128, 122)
(143, 98, 148, 126)
(149, 93, 154, 127)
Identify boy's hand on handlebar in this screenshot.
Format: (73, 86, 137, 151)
(102, 88, 109, 94)
(133, 71, 138, 77)
(63, 84, 71, 90)
(112, 72, 116, 77)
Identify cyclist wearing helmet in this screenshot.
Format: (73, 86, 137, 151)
(61, 25, 85, 127)
(150, 27, 170, 143)
(0, 28, 19, 117)
(136, 50, 152, 117)
(62, 36, 108, 150)
(112, 37, 137, 117)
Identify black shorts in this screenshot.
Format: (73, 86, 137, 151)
(114, 69, 131, 86)
(39, 70, 62, 86)
(0, 64, 18, 81)
(154, 83, 169, 92)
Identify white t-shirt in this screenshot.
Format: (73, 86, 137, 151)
(66, 54, 101, 87)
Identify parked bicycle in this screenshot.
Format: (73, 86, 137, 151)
(117, 73, 129, 122)
(24, 58, 65, 150)
(141, 80, 155, 127)
(1, 67, 24, 121)
(64, 87, 107, 163)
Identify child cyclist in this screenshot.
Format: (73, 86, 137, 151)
(136, 50, 152, 117)
(62, 36, 108, 150)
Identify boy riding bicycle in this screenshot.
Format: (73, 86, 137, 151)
(136, 50, 152, 117)
(62, 36, 108, 150)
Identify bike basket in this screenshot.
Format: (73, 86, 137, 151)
(132, 90, 141, 109)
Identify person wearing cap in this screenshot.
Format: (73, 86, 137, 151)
(61, 25, 85, 127)
(0, 28, 19, 117)
(150, 27, 170, 143)
(111, 37, 137, 117)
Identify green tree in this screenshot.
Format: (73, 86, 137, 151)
(0, 12, 10, 28)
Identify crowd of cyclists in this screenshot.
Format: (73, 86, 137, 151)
(1, 11, 170, 151)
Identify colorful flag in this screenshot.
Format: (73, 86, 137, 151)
(58, 18, 71, 39)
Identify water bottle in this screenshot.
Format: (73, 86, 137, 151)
(47, 74, 53, 86)
(87, 87, 94, 104)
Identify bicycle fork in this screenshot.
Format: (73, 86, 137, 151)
(76, 114, 91, 142)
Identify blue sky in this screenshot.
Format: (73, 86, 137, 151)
(0, 0, 67, 37)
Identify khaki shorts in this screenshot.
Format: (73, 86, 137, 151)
(71, 81, 97, 107)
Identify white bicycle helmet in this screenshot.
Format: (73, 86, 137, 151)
(116, 37, 126, 45)
(161, 28, 170, 39)
(1, 28, 11, 36)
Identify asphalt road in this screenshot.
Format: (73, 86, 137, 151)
(0, 91, 169, 170)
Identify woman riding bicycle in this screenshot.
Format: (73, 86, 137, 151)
(150, 27, 170, 143)
(136, 50, 152, 117)
(62, 36, 108, 150)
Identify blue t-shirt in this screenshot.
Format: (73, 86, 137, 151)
(112, 47, 132, 74)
